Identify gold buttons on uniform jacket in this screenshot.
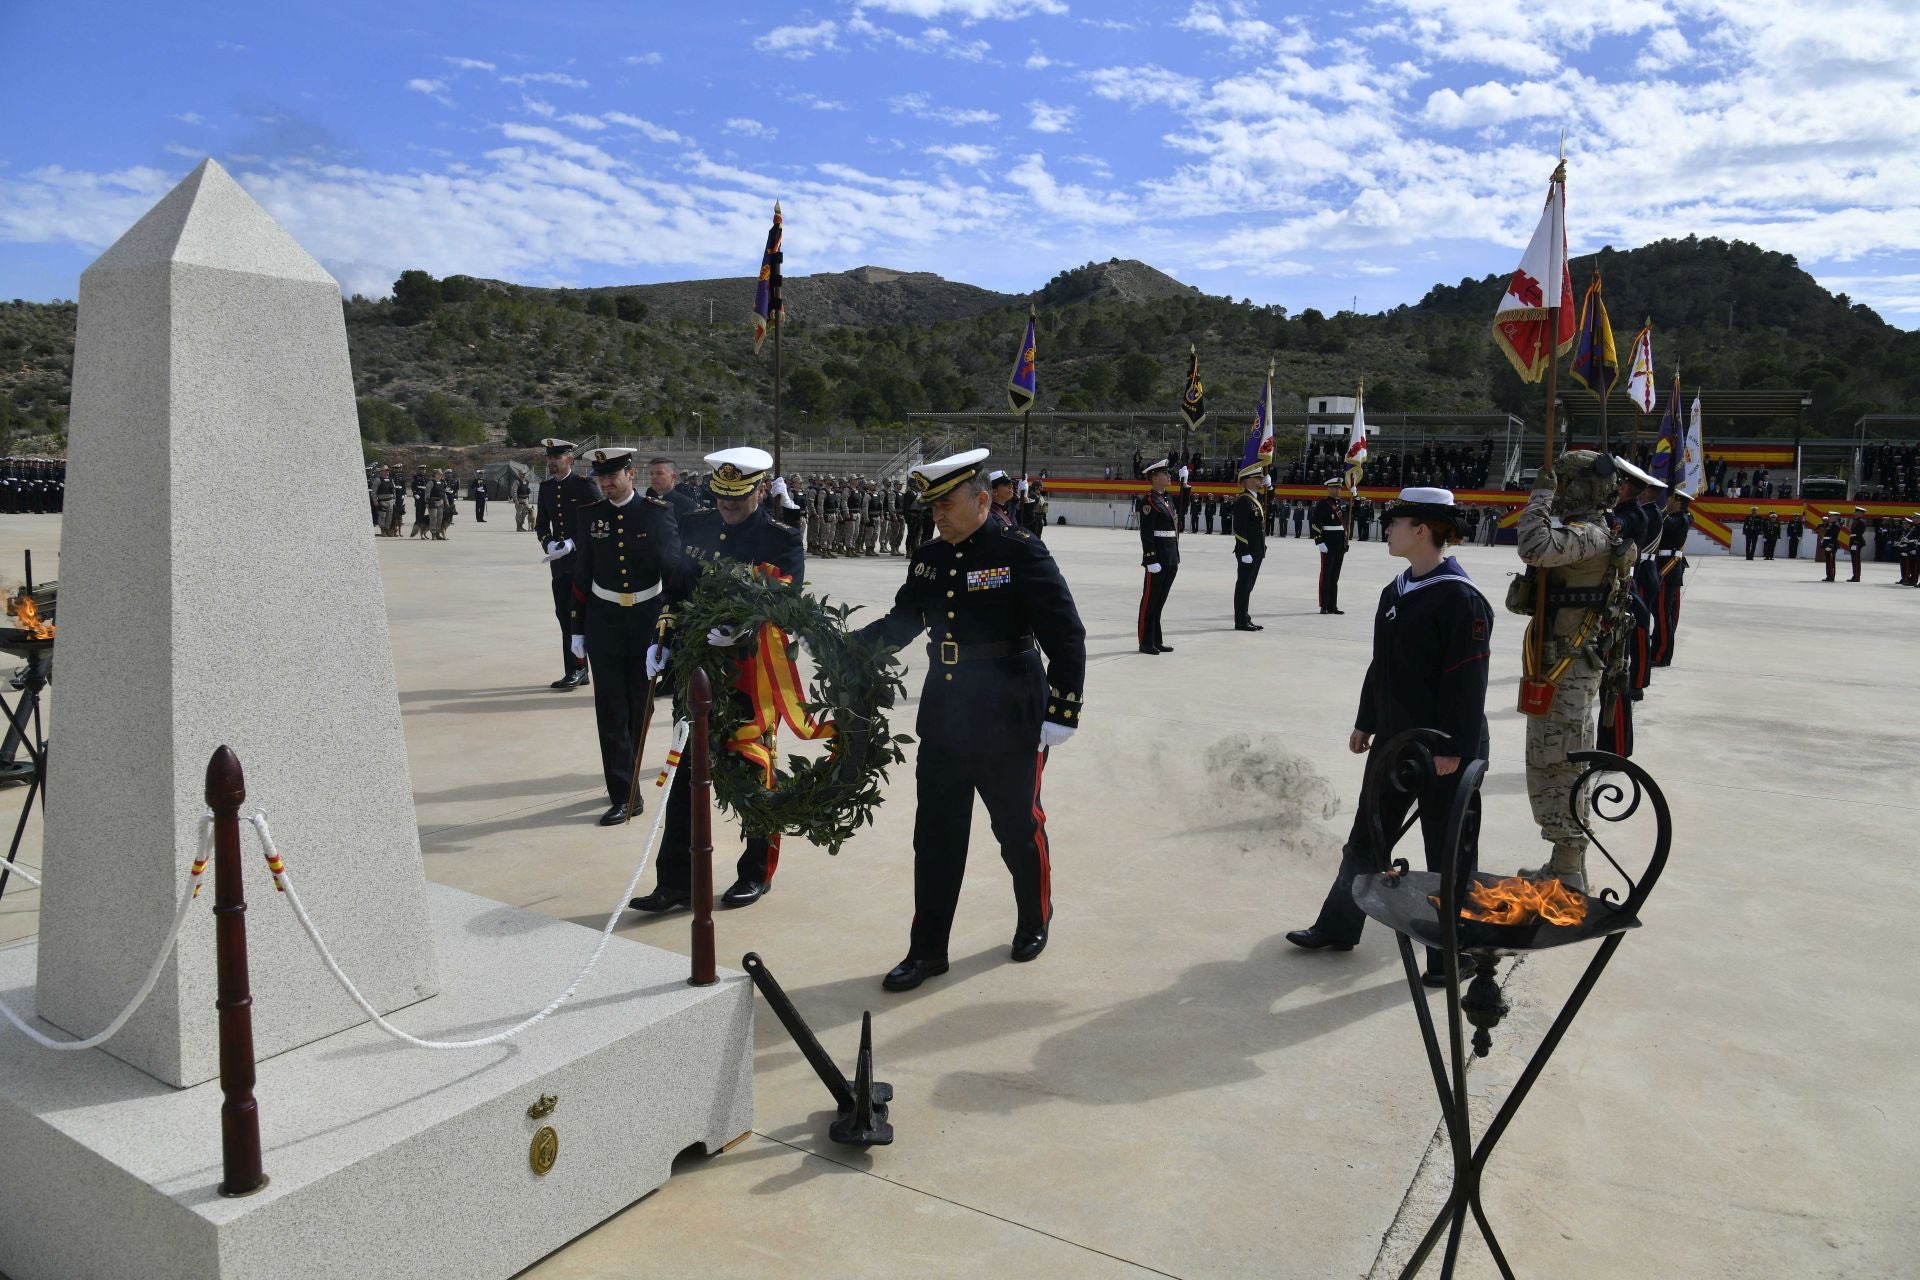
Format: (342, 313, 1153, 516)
(946, 590, 954, 598)
(946, 611, 954, 619)
(948, 569, 957, 576)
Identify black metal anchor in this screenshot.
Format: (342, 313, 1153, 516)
(742, 952, 893, 1147)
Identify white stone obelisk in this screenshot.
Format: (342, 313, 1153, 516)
(36, 159, 438, 1088)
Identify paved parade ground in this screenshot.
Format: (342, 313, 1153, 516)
(1, 510, 1914, 1279)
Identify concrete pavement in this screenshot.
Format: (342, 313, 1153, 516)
(0, 509, 1913, 1278)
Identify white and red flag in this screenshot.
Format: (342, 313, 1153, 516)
(1345, 381, 1368, 490)
(1491, 163, 1575, 383)
(1624, 321, 1657, 414)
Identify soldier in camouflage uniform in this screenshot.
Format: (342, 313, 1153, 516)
(1514, 451, 1622, 892)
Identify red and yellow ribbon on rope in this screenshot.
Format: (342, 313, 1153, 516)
(725, 623, 836, 786)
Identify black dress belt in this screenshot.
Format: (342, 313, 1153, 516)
(930, 636, 1037, 665)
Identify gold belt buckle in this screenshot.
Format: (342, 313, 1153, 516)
(618, 591, 635, 607)
(939, 639, 959, 665)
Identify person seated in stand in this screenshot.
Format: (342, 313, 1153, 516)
(1286, 487, 1493, 987)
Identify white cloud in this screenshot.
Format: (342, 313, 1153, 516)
(1083, 65, 1204, 109)
(443, 56, 496, 71)
(406, 79, 453, 107)
(173, 112, 206, 126)
(889, 93, 1000, 126)
(1005, 154, 1133, 224)
(859, 0, 1065, 19)
(604, 113, 687, 144)
(1636, 27, 1691, 73)
(501, 71, 589, 89)
(625, 52, 664, 66)
(1025, 49, 1054, 69)
(1026, 100, 1076, 133)
(559, 113, 607, 131)
(925, 142, 998, 166)
(1176, 2, 1312, 55)
(800, 93, 850, 111)
(755, 20, 839, 58)
(1422, 79, 1560, 129)
(724, 117, 774, 138)
(521, 96, 556, 118)
(848, 15, 992, 60)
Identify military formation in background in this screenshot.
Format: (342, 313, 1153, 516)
(365, 464, 466, 539)
(0, 459, 65, 513)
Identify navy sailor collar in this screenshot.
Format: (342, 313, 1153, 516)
(1391, 556, 1475, 598)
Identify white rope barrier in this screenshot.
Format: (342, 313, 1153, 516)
(0, 854, 42, 887)
(0, 817, 214, 1050)
(253, 719, 689, 1051)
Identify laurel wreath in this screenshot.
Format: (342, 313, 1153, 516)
(664, 563, 909, 854)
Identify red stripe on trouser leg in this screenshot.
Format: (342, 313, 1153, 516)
(1031, 749, 1052, 921)
(764, 834, 780, 881)
(1138, 570, 1151, 645)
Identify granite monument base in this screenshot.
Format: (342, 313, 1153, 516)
(0, 883, 753, 1280)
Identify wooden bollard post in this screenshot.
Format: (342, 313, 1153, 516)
(206, 745, 267, 1197)
(688, 668, 717, 987)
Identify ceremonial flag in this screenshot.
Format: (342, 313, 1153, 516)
(1492, 162, 1576, 382)
(1680, 391, 1706, 496)
(751, 201, 783, 354)
(1568, 270, 1619, 399)
(1345, 381, 1368, 490)
(1239, 358, 1274, 477)
(1007, 305, 1037, 412)
(1624, 322, 1656, 414)
(1649, 371, 1682, 484)
(1180, 344, 1206, 429)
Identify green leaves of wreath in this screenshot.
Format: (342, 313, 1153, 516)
(663, 563, 910, 854)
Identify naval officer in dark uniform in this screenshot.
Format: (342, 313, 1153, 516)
(855, 448, 1087, 992)
(630, 447, 805, 913)
(1135, 458, 1181, 653)
(1230, 455, 1268, 631)
(567, 447, 682, 825)
(1312, 477, 1349, 613)
(536, 438, 602, 689)
(1287, 487, 1492, 984)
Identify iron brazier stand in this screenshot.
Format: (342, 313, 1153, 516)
(1350, 730, 1672, 1279)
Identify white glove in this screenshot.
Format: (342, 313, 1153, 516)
(1146, 562, 1162, 574)
(541, 538, 574, 564)
(569, 634, 586, 662)
(645, 643, 670, 679)
(1240, 554, 1253, 564)
(707, 625, 745, 647)
(1039, 722, 1076, 749)
(1317, 543, 1328, 555)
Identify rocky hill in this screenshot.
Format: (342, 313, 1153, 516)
(1, 243, 1914, 464)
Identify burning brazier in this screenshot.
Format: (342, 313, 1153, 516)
(1348, 730, 1672, 1280)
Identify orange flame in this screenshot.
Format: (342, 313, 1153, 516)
(1431, 875, 1587, 927)
(7, 595, 53, 640)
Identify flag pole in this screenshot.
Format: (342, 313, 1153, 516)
(1523, 163, 1566, 716)
(1020, 407, 1031, 479)
(772, 308, 784, 478)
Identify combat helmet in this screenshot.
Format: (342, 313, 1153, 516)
(1550, 450, 1616, 517)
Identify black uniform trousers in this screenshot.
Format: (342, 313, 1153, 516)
(1652, 561, 1684, 666)
(653, 763, 776, 891)
(1787, 532, 1800, 558)
(1137, 565, 1176, 649)
(1233, 555, 1262, 625)
(1824, 544, 1838, 580)
(1312, 763, 1478, 953)
(1745, 533, 1758, 559)
(1850, 544, 1863, 580)
(550, 573, 584, 679)
(475, 496, 487, 522)
(908, 745, 1052, 961)
(1318, 538, 1346, 611)
(583, 601, 662, 804)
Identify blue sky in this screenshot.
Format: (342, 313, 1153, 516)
(4, 0, 1918, 326)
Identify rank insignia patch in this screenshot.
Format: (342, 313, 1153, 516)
(589, 519, 612, 539)
(966, 566, 1011, 591)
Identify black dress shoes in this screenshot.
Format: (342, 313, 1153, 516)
(1010, 922, 1049, 962)
(1138, 646, 1160, 655)
(1156, 644, 1175, 652)
(1234, 622, 1263, 631)
(1285, 927, 1355, 952)
(628, 887, 691, 913)
(882, 956, 949, 991)
(720, 878, 768, 907)
(598, 802, 632, 826)
(553, 668, 589, 689)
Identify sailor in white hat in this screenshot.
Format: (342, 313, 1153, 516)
(536, 437, 601, 688)
(631, 446, 802, 911)
(854, 448, 1087, 991)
